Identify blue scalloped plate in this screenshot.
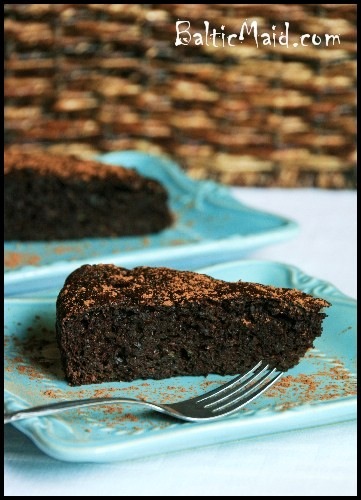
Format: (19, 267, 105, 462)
(4, 151, 297, 294)
(4, 260, 356, 463)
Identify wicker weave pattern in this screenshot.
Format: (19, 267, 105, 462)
(4, 4, 356, 188)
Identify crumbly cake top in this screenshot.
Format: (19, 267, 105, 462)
(57, 264, 330, 320)
(4, 149, 162, 190)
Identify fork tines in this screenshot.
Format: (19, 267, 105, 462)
(198, 361, 283, 415)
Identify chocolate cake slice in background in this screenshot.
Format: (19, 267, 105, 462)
(4, 150, 172, 241)
(56, 264, 330, 386)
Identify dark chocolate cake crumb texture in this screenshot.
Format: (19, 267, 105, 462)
(56, 264, 330, 386)
(4, 150, 172, 241)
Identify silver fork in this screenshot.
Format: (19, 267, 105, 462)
(4, 361, 283, 424)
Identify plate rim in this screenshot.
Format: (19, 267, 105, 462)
(4, 150, 298, 280)
(4, 259, 357, 462)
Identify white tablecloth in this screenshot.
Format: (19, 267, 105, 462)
(4, 188, 357, 497)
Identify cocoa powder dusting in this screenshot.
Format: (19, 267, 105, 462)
(4, 251, 40, 269)
(43, 389, 62, 399)
(53, 245, 77, 255)
(121, 413, 138, 422)
(265, 358, 356, 408)
(58, 264, 330, 320)
(16, 364, 42, 380)
(4, 149, 142, 183)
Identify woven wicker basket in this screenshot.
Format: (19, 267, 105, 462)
(4, 4, 356, 188)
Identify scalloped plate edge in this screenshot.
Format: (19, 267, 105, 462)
(4, 259, 357, 462)
(7, 396, 356, 463)
(5, 151, 298, 290)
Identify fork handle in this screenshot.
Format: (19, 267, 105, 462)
(4, 397, 162, 424)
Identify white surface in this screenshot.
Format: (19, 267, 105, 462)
(231, 188, 357, 300)
(4, 188, 357, 497)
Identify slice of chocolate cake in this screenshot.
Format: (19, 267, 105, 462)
(56, 264, 330, 386)
(4, 150, 172, 240)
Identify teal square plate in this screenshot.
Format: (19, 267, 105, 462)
(4, 151, 297, 289)
(4, 260, 356, 463)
